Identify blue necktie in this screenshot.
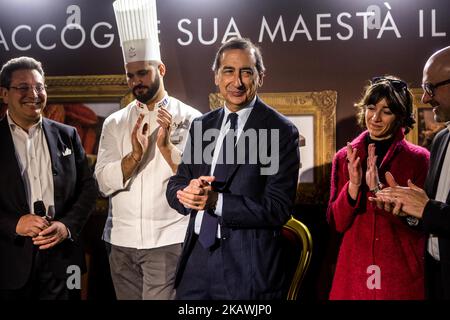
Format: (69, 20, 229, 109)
(198, 113, 238, 249)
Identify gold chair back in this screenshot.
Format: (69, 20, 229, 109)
(282, 216, 313, 300)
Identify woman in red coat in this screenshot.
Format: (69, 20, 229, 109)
(327, 76, 430, 299)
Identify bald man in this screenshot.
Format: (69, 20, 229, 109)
(370, 46, 450, 299)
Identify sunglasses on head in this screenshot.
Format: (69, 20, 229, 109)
(422, 78, 450, 97)
(371, 76, 407, 92)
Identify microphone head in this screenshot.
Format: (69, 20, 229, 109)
(47, 205, 55, 221)
(33, 201, 46, 217)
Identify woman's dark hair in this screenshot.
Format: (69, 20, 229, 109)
(355, 75, 415, 134)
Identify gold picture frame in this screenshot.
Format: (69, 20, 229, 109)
(209, 91, 337, 204)
(406, 88, 446, 149)
(45, 74, 130, 105)
(41, 75, 130, 162)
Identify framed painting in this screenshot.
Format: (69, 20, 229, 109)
(209, 91, 337, 204)
(44, 74, 130, 163)
(406, 88, 446, 150)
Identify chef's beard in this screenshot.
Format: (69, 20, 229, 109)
(133, 74, 160, 104)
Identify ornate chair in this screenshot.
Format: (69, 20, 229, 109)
(281, 216, 313, 300)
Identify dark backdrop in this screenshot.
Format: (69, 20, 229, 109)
(1, 0, 449, 147)
(1, 0, 449, 300)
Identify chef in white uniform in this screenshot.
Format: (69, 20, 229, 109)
(95, 0, 201, 300)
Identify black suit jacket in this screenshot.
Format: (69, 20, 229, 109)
(166, 97, 300, 299)
(0, 116, 96, 290)
(422, 128, 450, 298)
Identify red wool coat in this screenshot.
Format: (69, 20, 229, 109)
(327, 130, 430, 300)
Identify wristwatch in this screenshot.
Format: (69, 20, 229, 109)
(370, 183, 382, 194)
(406, 216, 419, 227)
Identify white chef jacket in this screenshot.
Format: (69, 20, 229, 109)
(95, 95, 201, 249)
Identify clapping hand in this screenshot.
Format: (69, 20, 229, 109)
(156, 107, 173, 151)
(176, 176, 218, 211)
(346, 142, 362, 200)
(131, 114, 149, 162)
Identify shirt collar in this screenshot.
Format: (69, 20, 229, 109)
(224, 96, 256, 113)
(134, 92, 170, 114)
(155, 93, 170, 109)
(7, 110, 43, 134)
(222, 96, 256, 126)
(446, 121, 450, 132)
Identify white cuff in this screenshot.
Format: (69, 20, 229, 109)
(214, 193, 223, 216)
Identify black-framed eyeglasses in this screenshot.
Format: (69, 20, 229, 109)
(371, 76, 407, 92)
(422, 78, 450, 97)
(9, 84, 47, 94)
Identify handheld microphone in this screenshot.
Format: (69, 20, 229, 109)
(33, 200, 46, 217)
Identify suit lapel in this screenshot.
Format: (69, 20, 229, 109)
(240, 97, 267, 133)
(202, 108, 225, 176)
(0, 116, 29, 209)
(42, 119, 61, 176)
(0, 116, 18, 160)
(225, 97, 268, 183)
(430, 130, 450, 197)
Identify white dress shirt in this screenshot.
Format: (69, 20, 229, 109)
(428, 122, 450, 261)
(95, 95, 201, 249)
(194, 97, 256, 236)
(7, 112, 54, 216)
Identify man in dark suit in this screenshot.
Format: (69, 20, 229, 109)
(371, 46, 450, 299)
(0, 57, 96, 299)
(166, 38, 300, 299)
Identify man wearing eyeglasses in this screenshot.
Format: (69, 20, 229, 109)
(370, 46, 450, 299)
(0, 56, 96, 299)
